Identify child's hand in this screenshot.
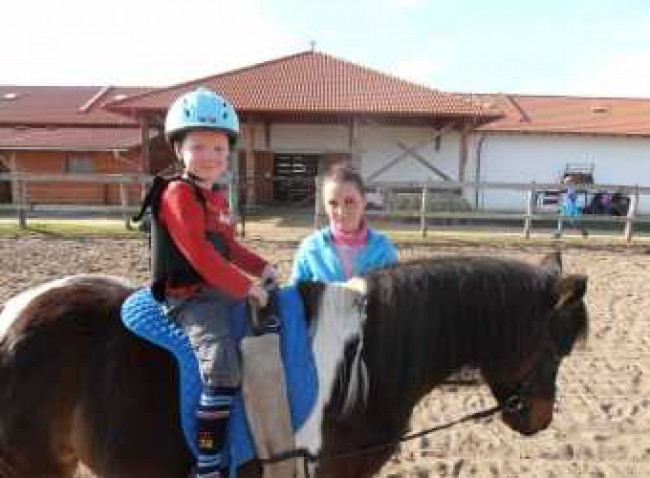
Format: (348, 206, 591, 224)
(248, 284, 269, 308)
(260, 264, 279, 288)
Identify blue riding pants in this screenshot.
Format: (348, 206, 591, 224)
(165, 288, 241, 388)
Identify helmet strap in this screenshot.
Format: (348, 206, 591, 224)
(185, 171, 208, 185)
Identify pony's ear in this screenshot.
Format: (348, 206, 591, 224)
(554, 274, 587, 309)
(296, 281, 327, 325)
(541, 250, 562, 275)
(551, 274, 589, 354)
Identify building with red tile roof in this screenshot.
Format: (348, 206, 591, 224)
(106, 51, 499, 122)
(105, 50, 501, 205)
(3, 51, 649, 212)
(0, 85, 146, 127)
(462, 94, 650, 212)
(474, 94, 650, 137)
(0, 86, 151, 205)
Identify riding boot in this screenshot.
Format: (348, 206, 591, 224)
(194, 385, 236, 478)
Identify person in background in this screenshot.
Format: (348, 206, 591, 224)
(553, 175, 589, 238)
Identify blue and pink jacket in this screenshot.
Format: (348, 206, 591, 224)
(290, 227, 398, 283)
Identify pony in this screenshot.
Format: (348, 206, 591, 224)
(0, 252, 588, 478)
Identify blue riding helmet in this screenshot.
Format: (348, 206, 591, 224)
(164, 87, 239, 147)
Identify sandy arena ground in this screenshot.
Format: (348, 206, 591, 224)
(1, 225, 649, 477)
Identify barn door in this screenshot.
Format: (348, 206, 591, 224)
(273, 154, 319, 204)
(256, 152, 275, 204)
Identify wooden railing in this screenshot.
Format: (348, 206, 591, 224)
(1, 173, 649, 241)
(314, 180, 650, 242)
(0, 173, 152, 229)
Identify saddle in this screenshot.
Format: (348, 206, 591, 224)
(241, 292, 305, 478)
(121, 286, 318, 477)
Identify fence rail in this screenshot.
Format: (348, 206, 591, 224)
(1, 173, 648, 241)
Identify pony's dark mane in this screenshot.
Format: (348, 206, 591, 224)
(360, 256, 587, 407)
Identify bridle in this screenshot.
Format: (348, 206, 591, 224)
(256, 331, 567, 476)
(493, 332, 564, 420)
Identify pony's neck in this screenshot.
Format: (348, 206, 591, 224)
(362, 310, 474, 411)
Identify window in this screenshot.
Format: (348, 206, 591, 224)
(65, 156, 94, 173)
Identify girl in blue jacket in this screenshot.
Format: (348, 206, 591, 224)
(290, 166, 398, 283)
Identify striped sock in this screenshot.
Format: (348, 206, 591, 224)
(195, 386, 236, 477)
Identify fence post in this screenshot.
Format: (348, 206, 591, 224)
(17, 179, 27, 229)
(624, 185, 639, 243)
(119, 183, 132, 230)
(523, 181, 535, 239)
(313, 176, 322, 230)
(420, 183, 429, 237)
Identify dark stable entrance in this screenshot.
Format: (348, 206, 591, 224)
(273, 154, 319, 204)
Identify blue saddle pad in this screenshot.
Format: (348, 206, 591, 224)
(121, 286, 318, 475)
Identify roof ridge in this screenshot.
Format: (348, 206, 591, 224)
(452, 91, 650, 102)
(104, 49, 500, 117)
(79, 86, 113, 113)
(503, 94, 530, 123)
(312, 51, 493, 114)
(104, 50, 315, 109)
(496, 92, 650, 102)
(312, 50, 446, 93)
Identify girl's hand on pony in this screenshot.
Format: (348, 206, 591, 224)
(260, 264, 279, 289)
(248, 284, 269, 308)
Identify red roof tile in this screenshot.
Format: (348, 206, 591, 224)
(0, 86, 150, 127)
(106, 51, 501, 121)
(474, 94, 650, 137)
(0, 127, 143, 151)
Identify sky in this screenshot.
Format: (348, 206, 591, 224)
(3, 0, 650, 97)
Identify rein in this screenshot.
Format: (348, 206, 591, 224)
(257, 339, 564, 473)
(257, 398, 510, 471)
(255, 285, 566, 475)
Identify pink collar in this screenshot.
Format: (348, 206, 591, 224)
(330, 221, 368, 246)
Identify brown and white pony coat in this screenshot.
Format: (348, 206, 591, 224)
(0, 253, 588, 478)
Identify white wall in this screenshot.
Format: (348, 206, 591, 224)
(475, 133, 650, 213)
(358, 125, 461, 183)
(264, 124, 350, 152)
(243, 122, 464, 182)
(241, 122, 650, 213)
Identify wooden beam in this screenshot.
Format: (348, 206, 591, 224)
(139, 116, 151, 174)
(229, 143, 241, 225)
(624, 186, 640, 242)
(245, 122, 256, 204)
(366, 136, 436, 182)
(366, 123, 455, 182)
(264, 121, 272, 150)
(348, 118, 361, 169)
(397, 142, 452, 181)
(458, 123, 473, 182)
(9, 152, 18, 205)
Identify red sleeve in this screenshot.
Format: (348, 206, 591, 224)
(229, 241, 267, 276)
(213, 193, 267, 276)
(159, 182, 252, 300)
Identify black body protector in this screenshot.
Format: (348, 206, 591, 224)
(133, 176, 230, 302)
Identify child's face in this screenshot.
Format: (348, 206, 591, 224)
(323, 180, 366, 232)
(177, 130, 230, 186)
